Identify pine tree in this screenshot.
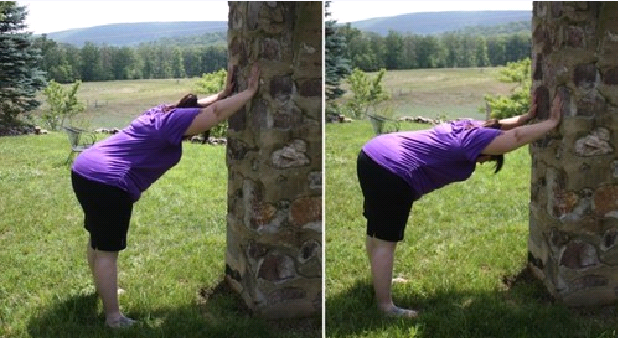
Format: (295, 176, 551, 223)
(324, 1, 350, 114)
(0, 1, 46, 125)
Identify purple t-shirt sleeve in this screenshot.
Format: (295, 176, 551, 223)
(460, 127, 503, 161)
(156, 108, 201, 145)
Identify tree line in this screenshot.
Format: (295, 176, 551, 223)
(32, 34, 228, 84)
(339, 24, 531, 72)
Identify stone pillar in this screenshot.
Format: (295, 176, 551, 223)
(529, 1, 618, 306)
(225, 2, 322, 318)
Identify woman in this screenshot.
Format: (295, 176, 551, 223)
(71, 63, 259, 328)
(357, 94, 562, 318)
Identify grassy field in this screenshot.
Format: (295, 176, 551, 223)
(338, 67, 517, 120)
(0, 132, 320, 338)
(325, 68, 618, 337)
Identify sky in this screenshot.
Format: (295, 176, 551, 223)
(17, 1, 534, 35)
(18, 1, 229, 34)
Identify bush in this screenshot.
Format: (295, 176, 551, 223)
(481, 58, 531, 119)
(42, 80, 85, 130)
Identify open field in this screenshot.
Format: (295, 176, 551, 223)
(0, 132, 320, 338)
(31, 78, 205, 129)
(338, 67, 518, 120)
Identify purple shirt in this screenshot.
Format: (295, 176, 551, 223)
(362, 119, 502, 200)
(72, 105, 202, 201)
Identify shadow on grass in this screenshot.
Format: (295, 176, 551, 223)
(28, 280, 321, 338)
(326, 267, 618, 338)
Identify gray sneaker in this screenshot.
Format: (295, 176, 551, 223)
(105, 315, 136, 328)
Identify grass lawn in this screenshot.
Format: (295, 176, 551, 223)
(0, 132, 320, 338)
(324, 120, 618, 338)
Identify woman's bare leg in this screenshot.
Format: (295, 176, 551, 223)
(366, 235, 418, 317)
(91, 248, 134, 327)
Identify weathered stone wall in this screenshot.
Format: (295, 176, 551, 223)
(225, 2, 322, 318)
(529, 1, 618, 306)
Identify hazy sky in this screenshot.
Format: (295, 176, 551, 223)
(18, 1, 534, 35)
(329, 1, 532, 23)
(19, 1, 229, 34)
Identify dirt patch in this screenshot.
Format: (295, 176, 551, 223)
(198, 277, 252, 316)
(501, 265, 555, 304)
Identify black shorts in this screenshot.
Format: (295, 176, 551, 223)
(356, 150, 416, 242)
(71, 171, 134, 251)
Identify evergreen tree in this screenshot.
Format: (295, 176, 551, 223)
(0, 1, 46, 125)
(324, 1, 350, 114)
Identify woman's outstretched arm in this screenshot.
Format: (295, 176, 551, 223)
(481, 94, 562, 155)
(184, 63, 259, 136)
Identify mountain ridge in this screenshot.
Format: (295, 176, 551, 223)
(338, 10, 531, 36)
(41, 11, 531, 46)
(44, 21, 227, 46)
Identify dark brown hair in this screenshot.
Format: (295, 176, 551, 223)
(165, 93, 207, 111)
(482, 119, 504, 174)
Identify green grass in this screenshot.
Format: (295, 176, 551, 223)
(0, 132, 320, 338)
(324, 121, 618, 338)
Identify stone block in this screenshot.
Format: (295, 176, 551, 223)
(290, 197, 321, 228)
(574, 127, 613, 156)
(230, 36, 243, 58)
(257, 253, 295, 281)
(272, 140, 310, 168)
(535, 85, 550, 119)
(570, 274, 609, 291)
(273, 103, 303, 130)
(573, 63, 597, 89)
(576, 90, 606, 116)
(567, 26, 585, 48)
(595, 185, 618, 217)
(227, 138, 252, 161)
(298, 78, 322, 97)
(559, 240, 600, 269)
(308, 171, 321, 190)
(261, 38, 281, 61)
(603, 67, 618, 85)
(297, 240, 321, 277)
(252, 99, 270, 130)
(267, 287, 306, 304)
(270, 75, 295, 100)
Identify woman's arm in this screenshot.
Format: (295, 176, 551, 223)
(497, 99, 538, 130)
(185, 63, 259, 136)
(498, 112, 533, 130)
(481, 95, 561, 155)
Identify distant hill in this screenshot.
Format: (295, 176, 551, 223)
(40, 11, 531, 47)
(44, 21, 227, 47)
(343, 11, 531, 36)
